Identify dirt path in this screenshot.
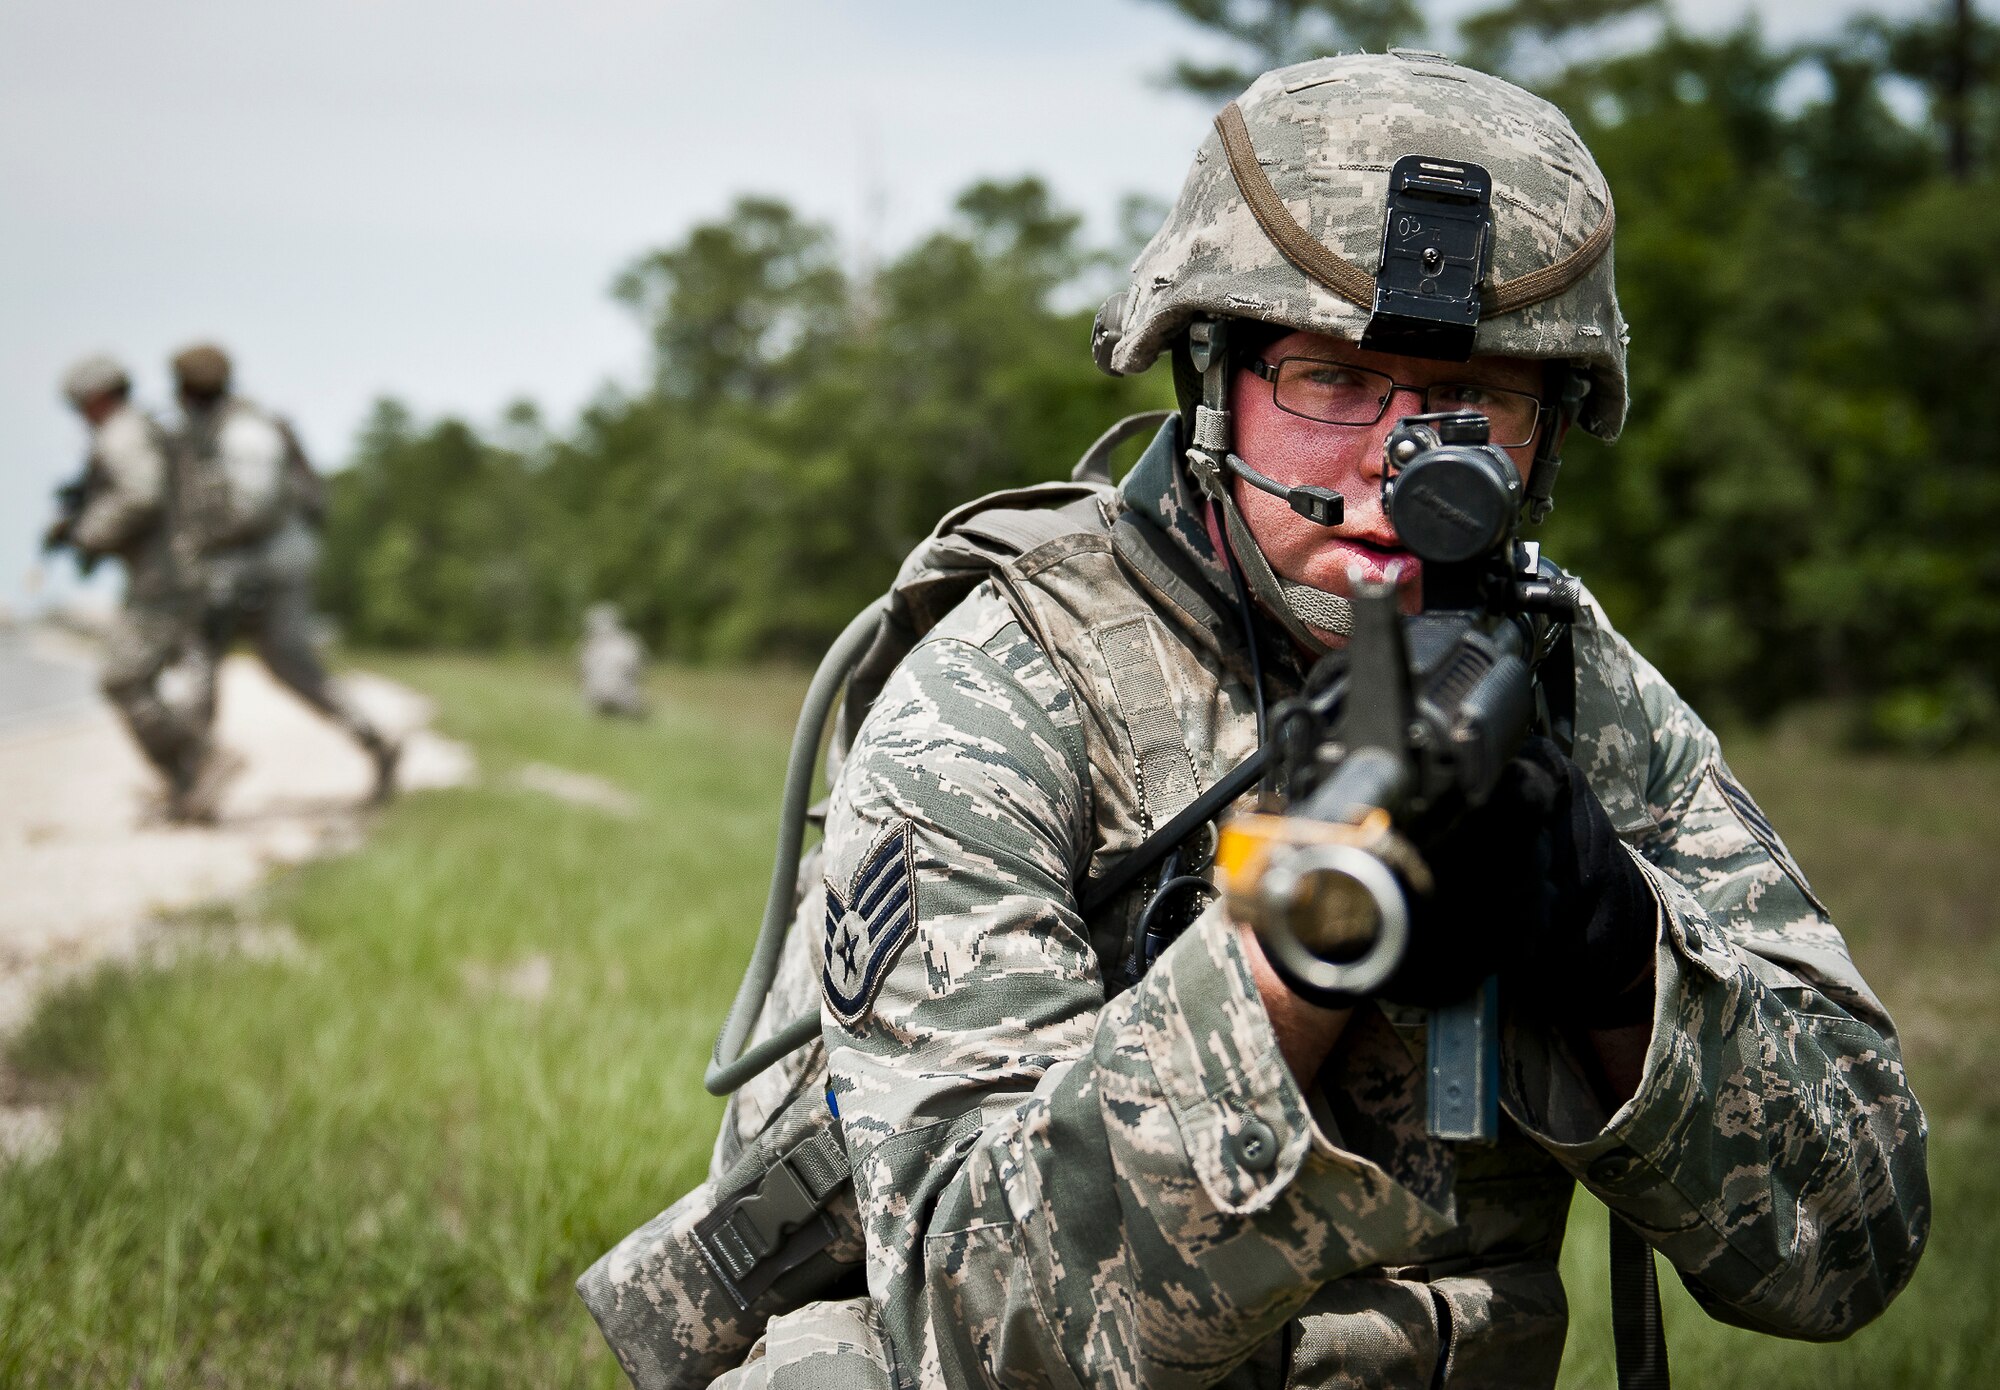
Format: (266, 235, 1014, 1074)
(0, 632, 473, 1042)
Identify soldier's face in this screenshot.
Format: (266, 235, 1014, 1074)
(1225, 329, 1550, 632)
(77, 390, 124, 426)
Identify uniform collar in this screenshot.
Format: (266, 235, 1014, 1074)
(1114, 415, 1312, 688)
(1117, 415, 1231, 590)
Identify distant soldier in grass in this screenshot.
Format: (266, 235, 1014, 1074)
(168, 343, 400, 802)
(46, 354, 226, 822)
(580, 602, 648, 719)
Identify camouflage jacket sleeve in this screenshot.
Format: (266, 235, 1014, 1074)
(1502, 608, 1930, 1339)
(71, 408, 166, 555)
(822, 588, 1456, 1389)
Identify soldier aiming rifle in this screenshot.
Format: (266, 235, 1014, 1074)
(582, 52, 1929, 1390)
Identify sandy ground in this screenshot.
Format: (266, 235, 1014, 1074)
(0, 630, 473, 1046)
(0, 631, 668, 1160)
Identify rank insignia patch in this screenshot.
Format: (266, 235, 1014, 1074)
(1710, 764, 1827, 914)
(823, 821, 917, 1028)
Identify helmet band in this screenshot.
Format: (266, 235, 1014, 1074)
(1214, 101, 1617, 320)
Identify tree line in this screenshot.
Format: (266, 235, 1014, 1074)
(320, 0, 2000, 748)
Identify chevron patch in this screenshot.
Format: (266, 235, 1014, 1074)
(1711, 764, 1827, 913)
(823, 821, 917, 1029)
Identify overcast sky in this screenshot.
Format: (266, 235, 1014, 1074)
(0, 0, 1939, 610)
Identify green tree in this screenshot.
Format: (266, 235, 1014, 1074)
(1853, 0, 2000, 179)
(320, 400, 559, 649)
(1140, 0, 2000, 743)
(612, 196, 849, 409)
(1535, 19, 2000, 739)
(319, 3, 1998, 743)
(1157, 0, 1426, 97)
(1455, 0, 1662, 77)
(322, 182, 1167, 663)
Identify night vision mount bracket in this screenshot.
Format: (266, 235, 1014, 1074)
(1213, 100, 1614, 365)
(1359, 155, 1495, 362)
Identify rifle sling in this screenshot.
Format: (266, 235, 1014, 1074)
(1610, 1219, 1671, 1389)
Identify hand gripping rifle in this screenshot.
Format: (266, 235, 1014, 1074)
(1217, 411, 1581, 1141)
(42, 462, 104, 575)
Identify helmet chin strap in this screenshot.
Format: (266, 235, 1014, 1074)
(1274, 575, 1356, 638)
(1182, 320, 1353, 655)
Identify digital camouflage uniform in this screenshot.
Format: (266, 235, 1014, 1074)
(174, 394, 394, 770)
(798, 420, 1928, 1389)
(73, 400, 215, 796)
(597, 52, 1927, 1389)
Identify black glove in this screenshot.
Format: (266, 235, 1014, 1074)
(1382, 736, 1659, 1027)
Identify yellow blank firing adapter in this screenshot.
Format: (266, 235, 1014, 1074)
(1218, 810, 1431, 998)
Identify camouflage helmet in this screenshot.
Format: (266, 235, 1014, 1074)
(1095, 51, 1628, 440)
(171, 342, 233, 395)
(60, 354, 130, 406)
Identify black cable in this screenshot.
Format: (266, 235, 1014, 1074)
(1138, 874, 1219, 935)
(1134, 874, 1220, 974)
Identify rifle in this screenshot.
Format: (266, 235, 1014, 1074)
(1217, 411, 1580, 1141)
(42, 463, 103, 575)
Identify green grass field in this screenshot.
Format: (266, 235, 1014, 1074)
(0, 655, 1992, 1386)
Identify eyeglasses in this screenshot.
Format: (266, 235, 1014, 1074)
(1249, 357, 1544, 449)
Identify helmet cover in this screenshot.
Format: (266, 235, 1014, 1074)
(1101, 51, 1628, 439)
(61, 354, 129, 405)
(171, 342, 234, 395)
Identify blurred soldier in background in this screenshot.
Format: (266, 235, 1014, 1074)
(169, 343, 400, 801)
(46, 354, 226, 822)
(579, 602, 647, 719)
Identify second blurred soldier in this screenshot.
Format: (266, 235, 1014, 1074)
(169, 343, 400, 801)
